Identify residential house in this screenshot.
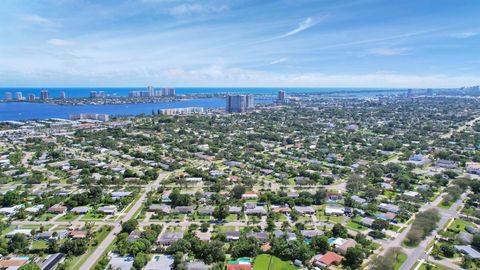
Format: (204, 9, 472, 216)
(325, 205, 344, 216)
(241, 192, 258, 200)
(454, 245, 480, 259)
(0, 257, 29, 269)
(360, 217, 375, 227)
(158, 232, 184, 246)
(197, 206, 214, 216)
(335, 239, 357, 255)
(459, 232, 473, 245)
(301, 230, 323, 239)
(229, 206, 242, 214)
(69, 230, 88, 239)
(466, 162, 480, 175)
(145, 255, 174, 270)
(226, 231, 241, 241)
(70, 206, 90, 214)
(40, 253, 66, 270)
(148, 204, 171, 214)
(311, 252, 343, 267)
(245, 206, 267, 215)
(174, 206, 194, 214)
(111, 191, 132, 199)
(127, 230, 142, 242)
(195, 231, 212, 242)
(48, 204, 67, 214)
(98, 205, 117, 215)
(378, 203, 400, 214)
(294, 206, 316, 215)
(435, 159, 459, 169)
(351, 195, 367, 205)
(6, 229, 32, 238)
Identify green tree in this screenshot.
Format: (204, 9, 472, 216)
(311, 236, 330, 254)
(18, 263, 41, 270)
(213, 204, 229, 220)
(121, 219, 138, 233)
(133, 253, 148, 270)
(343, 247, 364, 269)
(9, 233, 29, 253)
(331, 223, 348, 238)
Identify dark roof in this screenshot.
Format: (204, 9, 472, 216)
(41, 253, 66, 270)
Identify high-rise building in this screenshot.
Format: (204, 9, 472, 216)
(90, 91, 97, 98)
(147, 85, 155, 96)
(40, 90, 49, 100)
(15, 92, 23, 100)
(28, 94, 35, 101)
(98, 91, 106, 98)
(59, 91, 66, 99)
(4, 92, 12, 101)
(226, 94, 255, 113)
(161, 88, 176, 97)
(129, 91, 141, 98)
(277, 90, 286, 103)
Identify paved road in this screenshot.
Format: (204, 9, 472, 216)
(78, 171, 169, 270)
(398, 192, 468, 270)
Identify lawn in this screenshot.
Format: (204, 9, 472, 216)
(36, 213, 57, 221)
(438, 199, 453, 209)
(346, 220, 368, 232)
(57, 212, 80, 222)
(449, 218, 474, 233)
(31, 240, 48, 250)
(226, 214, 238, 222)
(80, 212, 106, 221)
(418, 261, 455, 270)
(253, 254, 298, 270)
(393, 253, 407, 270)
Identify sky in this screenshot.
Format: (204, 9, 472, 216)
(0, 0, 479, 88)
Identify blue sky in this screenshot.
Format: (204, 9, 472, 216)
(0, 0, 479, 87)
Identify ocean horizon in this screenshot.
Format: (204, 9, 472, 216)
(0, 87, 412, 99)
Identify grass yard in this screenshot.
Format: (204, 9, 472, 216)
(393, 253, 407, 270)
(417, 261, 455, 270)
(36, 213, 57, 221)
(449, 218, 474, 233)
(57, 212, 79, 222)
(346, 220, 368, 232)
(226, 214, 238, 222)
(216, 226, 236, 233)
(253, 254, 298, 270)
(438, 199, 453, 209)
(80, 212, 106, 221)
(31, 240, 48, 250)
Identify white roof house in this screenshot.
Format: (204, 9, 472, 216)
(325, 205, 344, 216)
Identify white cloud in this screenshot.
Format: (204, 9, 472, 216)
(369, 47, 410, 56)
(268, 58, 287, 65)
(282, 17, 318, 38)
(168, 3, 229, 16)
(47, 39, 76, 46)
(450, 32, 477, 39)
(20, 14, 59, 28)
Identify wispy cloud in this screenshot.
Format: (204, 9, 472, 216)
(168, 3, 229, 16)
(268, 58, 287, 65)
(20, 14, 59, 29)
(369, 47, 410, 56)
(281, 17, 318, 38)
(47, 39, 76, 46)
(450, 32, 477, 39)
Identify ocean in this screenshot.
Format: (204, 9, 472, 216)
(0, 87, 407, 121)
(0, 87, 404, 99)
(0, 98, 274, 121)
